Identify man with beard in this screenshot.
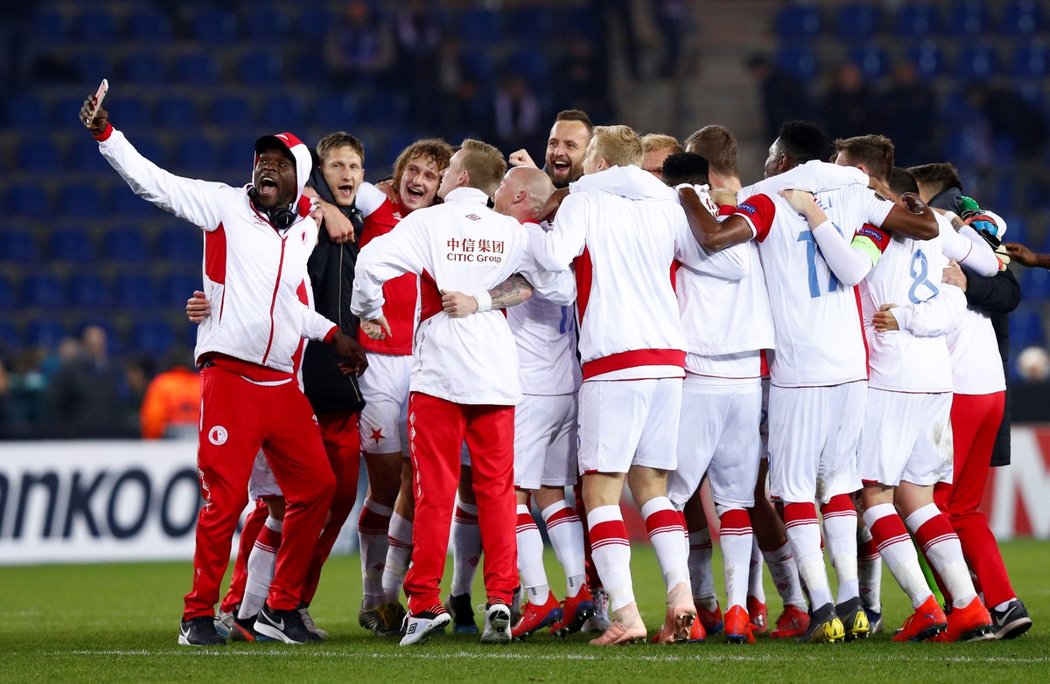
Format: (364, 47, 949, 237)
(509, 109, 594, 189)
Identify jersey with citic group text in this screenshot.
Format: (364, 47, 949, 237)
(356, 182, 419, 356)
(732, 184, 893, 387)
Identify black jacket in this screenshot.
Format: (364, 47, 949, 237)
(300, 163, 366, 416)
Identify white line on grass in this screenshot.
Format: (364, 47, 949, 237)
(34, 650, 1050, 665)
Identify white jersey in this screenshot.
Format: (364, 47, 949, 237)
(862, 213, 998, 393)
(507, 221, 582, 396)
(352, 187, 572, 405)
(946, 307, 1006, 394)
(97, 126, 335, 373)
(676, 185, 774, 379)
(529, 165, 745, 381)
(733, 184, 893, 387)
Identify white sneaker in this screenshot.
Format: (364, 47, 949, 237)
(399, 611, 451, 646)
(480, 604, 512, 644)
(581, 589, 611, 633)
(299, 606, 328, 639)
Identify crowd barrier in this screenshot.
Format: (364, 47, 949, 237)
(1, 426, 1047, 565)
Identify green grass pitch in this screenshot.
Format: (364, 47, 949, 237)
(1, 540, 1045, 682)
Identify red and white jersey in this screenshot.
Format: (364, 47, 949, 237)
(530, 165, 739, 381)
(733, 185, 893, 387)
(675, 185, 774, 379)
(352, 187, 571, 405)
(356, 182, 418, 356)
(862, 213, 999, 393)
(97, 126, 335, 374)
(507, 220, 582, 396)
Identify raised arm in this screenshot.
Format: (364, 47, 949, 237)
(880, 193, 938, 240)
(679, 186, 752, 252)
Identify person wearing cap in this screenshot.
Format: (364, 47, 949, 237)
(79, 92, 368, 647)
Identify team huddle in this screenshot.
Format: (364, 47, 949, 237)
(78, 85, 1032, 649)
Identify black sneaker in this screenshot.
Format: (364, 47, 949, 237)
(254, 604, 324, 644)
(446, 593, 479, 635)
(229, 614, 274, 642)
(836, 597, 870, 641)
(991, 599, 1032, 640)
(178, 616, 226, 646)
(798, 603, 846, 643)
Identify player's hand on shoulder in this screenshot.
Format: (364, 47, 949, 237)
(709, 188, 738, 207)
(778, 189, 816, 213)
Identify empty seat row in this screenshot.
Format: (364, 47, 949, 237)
(0, 317, 194, 357)
(0, 272, 201, 311)
(2, 226, 200, 263)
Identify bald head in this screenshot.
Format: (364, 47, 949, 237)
(493, 166, 555, 222)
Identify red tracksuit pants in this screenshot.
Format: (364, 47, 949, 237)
(220, 412, 361, 612)
(182, 364, 335, 621)
(402, 392, 517, 614)
(934, 391, 1015, 607)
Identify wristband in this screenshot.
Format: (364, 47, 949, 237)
(474, 291, 492, 313)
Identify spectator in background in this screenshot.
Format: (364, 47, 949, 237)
(745, 53, 814, 142)
(43, 325, 128, 437)
(821, 63, 875, 143)
(553, 36, 613, 124)
(652, 0, 688, 78)
(967, 82, 1049, 161)
(878, 62, 936, 168)
(494, 74, 543, 156)
(394, 0, 443, 129)
(140, 349, 200, 439)
(325, 0, 394, 90)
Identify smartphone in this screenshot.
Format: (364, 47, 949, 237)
(85, 78, 108, 122)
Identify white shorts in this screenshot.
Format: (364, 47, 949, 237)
(577, 377, 682, 475)
(668, 379, 762, 509)
(248, 450, 282, 500)
(859, 389, 954, 487)
(768, 381, 866, 504)
(514, 393, 578, 490)
(359, 352, 412, 455)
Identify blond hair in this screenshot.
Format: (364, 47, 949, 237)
(459, 139, 507, 196)
(591, 125, 643, 168)
(641, 133, 683, 156)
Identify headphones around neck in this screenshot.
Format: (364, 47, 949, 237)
(249, 187, 297, 229)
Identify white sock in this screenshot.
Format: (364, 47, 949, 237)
(718, 507, 753, 609)
(785, 503, 833, 609)
(240, 516, 281, 619)
(381, 512, 413, 603)
(642, 497, 689, 592)
(857, 520, 883, 611)
(906, 503, 977, 609)
(541, 500, 586, 599)
(358, 499, 393, 608)
(748, 537, 766, 602)
(450, 498, 481, 597)
(516, 504, 550, 605)
(762, 542, 807, 609)
(820, 496, 860, 604)
(688, 527, 716, 606)
(863, 504, 931, 609)
(587, 504, 635, 613)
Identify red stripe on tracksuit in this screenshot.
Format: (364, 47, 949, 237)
(402, 392, 517, 614)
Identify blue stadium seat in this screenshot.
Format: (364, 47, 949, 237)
(10, 184, 50, 219)
(242, 6, 291, 40)
(62, 183, 108, 219)
(459, 7, 503, 43)
(105, 227, 152, 262)
(69, 273, 112, 308)
(112, 185, 167, 219)
(174, 139, 220, 173)
(850, 43, 889, 80)
(775, 4, 821, 39)
(17, 139, 62, 173)
(159, 225, 202, 262)
(775, 44, 819, 80)
(943, 0, 994, 37)
(131, 317, 175, 356)
(24, 273, 67, 308)
(508, 6, 555, 36)
(836, 3, 880, 41)
(999, 213, 1026, 245)
(0, 320, 17, 349)
(0, 275, 17, 311)
(160, 274, 202, 307)
(207, 94, 254, 128)
(189, 6, 239, 42)
(257, 94, 307, 131)
(1010, 308, 1046, 346)
(32, 7, 70, 47)
(2, 228, 40, 262)
(157, 95, 199, 129)
(70, 139, 110, 173)
(6, 93, 49, 128)
(238, 50, 284, 84)
(107, 95, 152, 130)
(49, 228, 97, 262)
(508, 49, 551, 85)
(125, 7, 173, 41)
(122, 50, 167, 85)
(955, 42, 999, 80)
(1011, 41, 1049, 78)
(895, 3, 938, 37)
(907, 39, 946, 79)
(221, 134, 256, 173)
(51, 94, 94, 128)
(174, 53, 221, 86)
(295, 6, 333, 40)
(77, 6, 120, 42)
(1001, 0, 1045, 36)
(1021, 266, 1050, 300)
(113, 274, 159, 309)
(77, 54, 114, 85)
(314, 94, 359, 130)
(25, 320, 67, 349)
